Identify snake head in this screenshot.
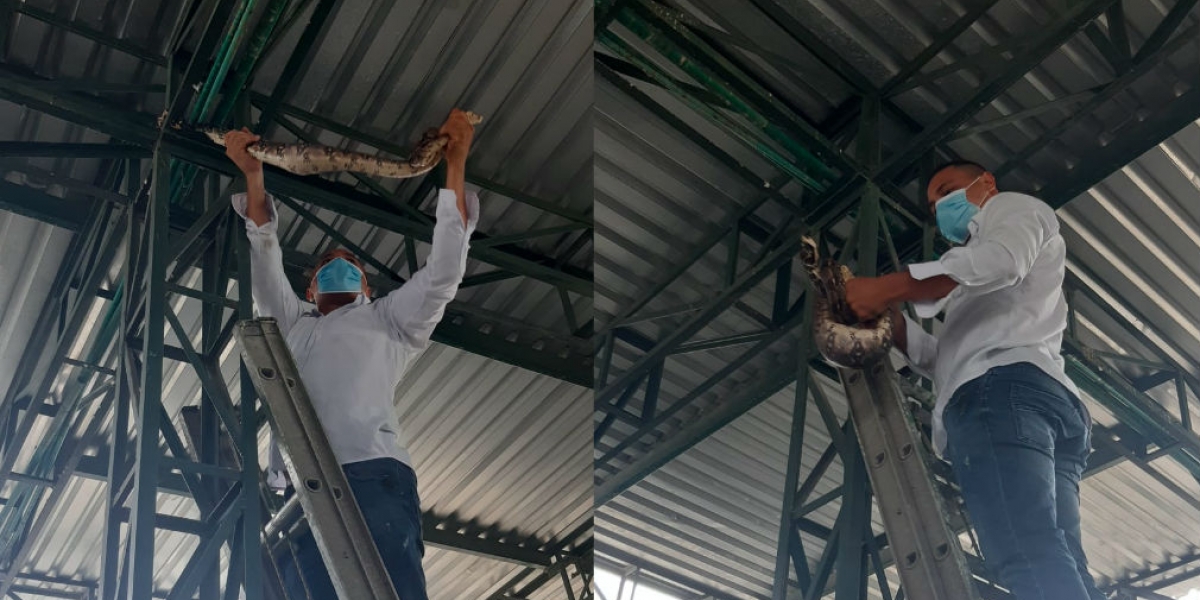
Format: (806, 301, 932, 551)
(800, 235, 820, 270)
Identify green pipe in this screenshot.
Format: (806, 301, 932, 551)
(174, 0, 288, 202)
(171, 0, 259, 199)
(612, 7, 840, 184)
(598, 30, 828, 192)
(190, 0, 258, 122)
(213, 0, 290, 123)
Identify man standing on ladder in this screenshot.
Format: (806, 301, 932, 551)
(223, 109, 479, 600)
(843, 160, 1106, 600)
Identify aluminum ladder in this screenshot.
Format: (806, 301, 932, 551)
(835, 360, 982, 600)
(237, 317, 402, 600)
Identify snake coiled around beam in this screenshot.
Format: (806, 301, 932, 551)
(164, 111, 483, 178)
(800, 235, 893, 369)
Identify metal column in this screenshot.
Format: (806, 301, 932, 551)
(125, 146, 170, 600)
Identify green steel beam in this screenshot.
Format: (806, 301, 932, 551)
(72, 452, 564, 569)
(0, 176, 590, 385)
(744, 0, 874, 95)
(5, 78, 164, 93)
(126, 147, 171, 600)
(595, 306, 821, 506)
(772, 298, 815, 599)
(1064, 338, 1200, 474)
(0, 388, 115, 599)
(1039, 84, 1200, 209)
(877, 0, 1118, 182)
(0, 142, 150, 158)
(161, 0, 245, 126)
(994, 20, 1198, 179)
(10, 3, 166, 66)
(256, 0, 339, 132)
(880, 0, 1004, 95)
(886, 38, 1031, 97)
(948, 87, 1102, 140)
(594, 226, 811, 405)
(1134, 0, 1199, 62)
(0, 180, 92, 230)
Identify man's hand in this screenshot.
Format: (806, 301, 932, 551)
(440, 108, 475, 169)
(440, 109, 475, 227)
(224, 127, 270, 226)
(224, 127, 262, 177)
(845, 275, 899, 322)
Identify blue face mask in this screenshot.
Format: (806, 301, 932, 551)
(315, 257, 363, 294)
(935, 176, 982, 244)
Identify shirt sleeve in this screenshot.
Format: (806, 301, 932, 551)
(902, 314, 938, 380)
(908, 194, 1056, 296)
(231, 191, 311, 335)
(373, 189, 478, 350)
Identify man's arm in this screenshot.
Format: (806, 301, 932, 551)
(225, 128, 309, 333)
(440, 109, 475, 227)
(374, 109, 478, 349)
(375, 189, 478, 349)
(847, 195, 1054, 320)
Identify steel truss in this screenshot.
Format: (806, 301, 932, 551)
(0, 3, 591, 600)
(595, 0, 1200, 598)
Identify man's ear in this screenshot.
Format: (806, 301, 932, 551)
(983, 171, 997, 193)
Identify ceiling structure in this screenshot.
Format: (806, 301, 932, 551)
(594, 0, 1200, 598)
(0, 1, 594, 599)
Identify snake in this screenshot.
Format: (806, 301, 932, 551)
(799, 235, 893, 369)
(160, 111, 483, 178)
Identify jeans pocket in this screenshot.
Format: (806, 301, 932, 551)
(1009, 382, 1060, 449)
(1012, 404, 1054, 449)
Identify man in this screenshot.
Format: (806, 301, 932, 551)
(844, 161, 1106, 600)
(223, 109, 479, 600)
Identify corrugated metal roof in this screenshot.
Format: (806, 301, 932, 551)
(596, 0, 1200, 596)
(0, 0, 593, 598)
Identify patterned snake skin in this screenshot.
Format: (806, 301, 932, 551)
(799, 236, 893, 369)
(170, 111, 483, 178)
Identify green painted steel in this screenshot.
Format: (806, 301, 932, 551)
(994, 20, 1198, 179)
(598, 29, 830, 191)
(1039, 85, 1200, 208)
(127, 147, 172, 600)
(772, 296, 815, 599)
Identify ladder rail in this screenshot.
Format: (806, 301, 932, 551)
(839, 361, 981, 600)
(237, 318, 402, 600)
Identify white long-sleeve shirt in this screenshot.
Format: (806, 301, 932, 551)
(232, 188, 478, 471)
(900, 191, 1085, 456)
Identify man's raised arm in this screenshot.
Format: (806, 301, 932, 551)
(224, 128, 307, 334)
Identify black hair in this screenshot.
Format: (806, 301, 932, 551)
(930, 159, 989, 179)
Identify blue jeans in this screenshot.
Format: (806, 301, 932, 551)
(944, 362, 1105, 600)
(277, 458, 427, 600)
